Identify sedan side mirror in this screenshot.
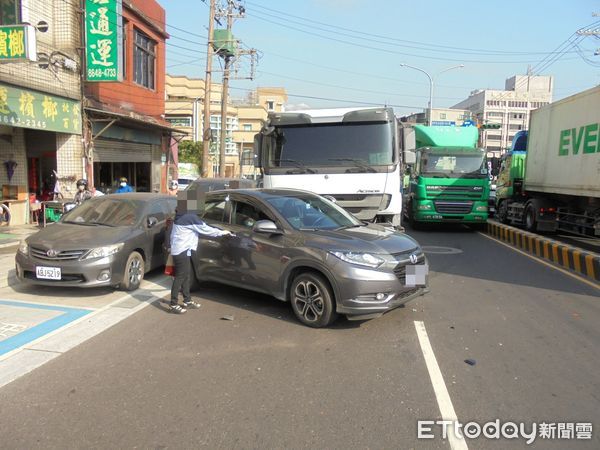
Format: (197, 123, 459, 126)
(147, 216, 159, 228)
(253, 219, 282, 235)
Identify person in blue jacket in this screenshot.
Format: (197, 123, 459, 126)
(116, 177, 133, 193)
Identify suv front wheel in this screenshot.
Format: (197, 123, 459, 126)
(290, 272, 337, 328)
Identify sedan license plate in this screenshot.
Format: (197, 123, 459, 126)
(405, 264, 429, 287)
(36, 266, 61, 280)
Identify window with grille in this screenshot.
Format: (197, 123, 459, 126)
(0, 0, 20, 25)
(134, 29, 156, 89)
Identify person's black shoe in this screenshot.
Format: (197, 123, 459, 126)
(170, 304, 187, 314)
(183, 300, 201, 309)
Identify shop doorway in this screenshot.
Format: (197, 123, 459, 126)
(25, 129, 57, 201)
(93, 161, 151, 193)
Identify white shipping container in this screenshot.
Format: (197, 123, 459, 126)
(525, 86, 600, 198)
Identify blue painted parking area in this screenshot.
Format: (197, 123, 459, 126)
(0, 300, 92, 356)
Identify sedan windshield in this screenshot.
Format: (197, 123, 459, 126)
(61, 198, 143, 227)
(266, 194, 362, 230)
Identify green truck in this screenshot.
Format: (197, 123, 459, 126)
(495, 86, 600, 236)
(400, 125, 490, 228)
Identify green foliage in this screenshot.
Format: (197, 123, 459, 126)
(178, 140, 203, 170)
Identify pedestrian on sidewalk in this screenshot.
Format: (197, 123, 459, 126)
(74, 179, 93, 205)
(168, 205, 231, 314)
(116, 177, 133, 193)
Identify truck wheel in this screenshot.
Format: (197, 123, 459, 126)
(408, 201, 421, 230)
(290, 272, 337, 328)
(524, 204, 537, 232)
(497, 201, 509, 224)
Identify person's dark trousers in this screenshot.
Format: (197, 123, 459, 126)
(171, 252, 191, 306)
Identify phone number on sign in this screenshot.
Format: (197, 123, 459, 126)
(87, 68, 118, 79)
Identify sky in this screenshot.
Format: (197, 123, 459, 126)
(161, 0, 600, 116)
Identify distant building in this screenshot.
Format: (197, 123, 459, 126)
(452, 75, 553, 157)
(165, 74, 287, 178)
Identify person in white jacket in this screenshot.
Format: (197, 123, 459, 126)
(169, 211, 231, 314)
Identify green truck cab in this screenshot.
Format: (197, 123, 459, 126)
(402, 125, 490, 228)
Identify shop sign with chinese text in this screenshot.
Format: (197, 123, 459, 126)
(0, 83, 82, 134)
(85, 0, 123, 81)
(0, 25, 37, 61)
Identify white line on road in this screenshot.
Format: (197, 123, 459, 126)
(0, 275, 171, 388)
(414, 320, 468, 450)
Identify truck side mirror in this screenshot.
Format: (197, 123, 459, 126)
(401, 126, 416, 165)
(253, 133, 263, 169)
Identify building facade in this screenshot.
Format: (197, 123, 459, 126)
(452, 75, 553, 157)
(0, 0, 84, 224)
(84, 0, 174, 194)
(165, 74, 287, 178)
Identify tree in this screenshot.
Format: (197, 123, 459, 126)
(177, 140, 203, 172)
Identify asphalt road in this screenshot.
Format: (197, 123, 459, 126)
(0, 225, 598, 449)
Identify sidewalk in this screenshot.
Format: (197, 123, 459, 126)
(0, 225, 39, 288)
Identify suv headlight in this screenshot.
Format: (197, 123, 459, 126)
(83, 243, 124, 260)
(18, 240, 28, 255)
(330, 251, 384, 268)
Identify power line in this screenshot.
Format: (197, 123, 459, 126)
(245, 0, 584, 57)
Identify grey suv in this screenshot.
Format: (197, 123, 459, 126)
(193, 189, 428, 327)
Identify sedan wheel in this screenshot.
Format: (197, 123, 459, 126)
(122, 251, 144, 291)
(290, 272, 337, 328)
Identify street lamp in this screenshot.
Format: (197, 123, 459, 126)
(400, 63, 464, 126)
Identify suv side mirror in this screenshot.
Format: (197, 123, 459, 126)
(253, 219, 282, 235)
(147, 216, 159, 228)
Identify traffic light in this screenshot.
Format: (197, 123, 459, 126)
(479, 122, 501, 130)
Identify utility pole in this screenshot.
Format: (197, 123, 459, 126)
(218, 8, 233, 178)
(201, 0, 216, 178)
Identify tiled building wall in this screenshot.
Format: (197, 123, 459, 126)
(56, 132, 84, 197)
(0, 128, 28, 186)
(0, 0, 81, 100)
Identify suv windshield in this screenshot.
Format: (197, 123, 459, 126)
(267, 194, 362, 230)
(61, 198, 143, 227)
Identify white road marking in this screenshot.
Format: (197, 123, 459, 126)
(414, 320, 468, 450)
(0, 275, 171, 388)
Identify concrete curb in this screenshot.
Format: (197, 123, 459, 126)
(486, 221, 600, 285)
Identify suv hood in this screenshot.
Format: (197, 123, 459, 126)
(307, 223, 419, 255)
(26, 223, 134, 251)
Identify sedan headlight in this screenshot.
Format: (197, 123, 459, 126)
(83, 243, 124, 260)
(18, 240, 28, 255)
(330, 251, 385, 268)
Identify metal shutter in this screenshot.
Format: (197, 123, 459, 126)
(94, 139, 153, 162)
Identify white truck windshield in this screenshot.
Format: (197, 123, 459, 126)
(268, 122, 393, 168)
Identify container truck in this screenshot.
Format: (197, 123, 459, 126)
(495, 86, 600, 237)
(400, 124, 490, 228)
(254, 107, 404, 226)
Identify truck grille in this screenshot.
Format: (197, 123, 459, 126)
(30, 246, 86, 261)
(434, 201, 473, 214)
